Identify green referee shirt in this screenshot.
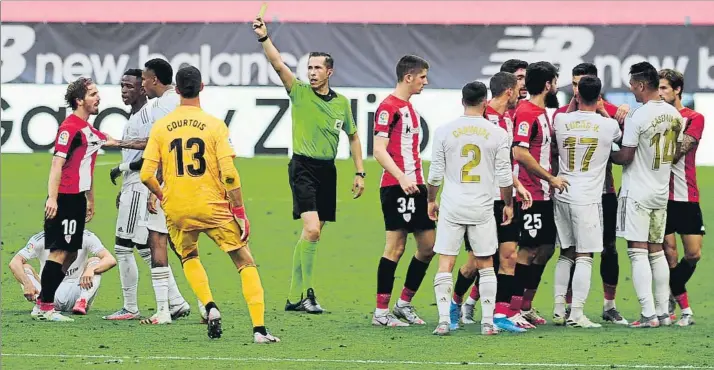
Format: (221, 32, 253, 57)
(289, 78, 356, 160)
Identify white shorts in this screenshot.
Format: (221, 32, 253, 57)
(116, 183, 149, 245)
(139, 199, 169, 234)
(434, 217, 498, 257)
(554, 199, 603, 253)
(616, 196, 667, 243)
(25, 268, 100, 312)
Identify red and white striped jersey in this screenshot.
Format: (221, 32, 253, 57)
(53, 114, 107, 194)
(374, 95, 424, 188)
(485, 105, 515, 200)
(670, 107, 705, 202)
(553, 101, 620, 194)
(512, 100, 553, 201)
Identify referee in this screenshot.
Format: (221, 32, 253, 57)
(253, 14, 365, 314)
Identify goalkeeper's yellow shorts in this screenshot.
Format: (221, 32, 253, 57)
(167, 219, 246, 259)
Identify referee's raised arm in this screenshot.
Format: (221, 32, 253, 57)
(253, 16, 294, 92)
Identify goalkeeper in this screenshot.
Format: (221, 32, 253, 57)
(253, 12, 365, 314)
(140, 65, 279, 343)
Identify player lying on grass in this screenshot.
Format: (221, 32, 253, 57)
(428, 81, 514, 336)
(9, 230, 116, 317)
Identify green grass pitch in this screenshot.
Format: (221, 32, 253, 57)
(2, 153, 713, 369)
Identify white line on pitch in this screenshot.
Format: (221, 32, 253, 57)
(2, 353, 713, 369)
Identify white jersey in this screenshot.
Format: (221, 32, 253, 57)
(151, 88, 181, 123)
(621, 100, 684, 209)
(428, 115, 513, 225)
(16, 230, 106, 281)
(121, 103, 152, 186)
(553, 110, 622, 205)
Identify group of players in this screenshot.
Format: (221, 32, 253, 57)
(11, 10, 704, 341)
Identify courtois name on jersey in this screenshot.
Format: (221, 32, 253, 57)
(621, 100, 684, 209)
(428, 116, 513, 225)
(17, 230, 106, 281)
(553, 111, 621, 205)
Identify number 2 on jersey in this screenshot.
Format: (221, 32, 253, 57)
(650, 128, 677, 170)
(563, 137, 598, 172)
(170, 138, 207, 176)
(460, 144, 481, 183)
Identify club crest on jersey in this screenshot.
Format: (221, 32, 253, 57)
(65, 234, 72, 243)
(518, 122, 529, 136)
(334, 119, 344, 131)
(58, 131, 70, 145)
(378, 110, 389, 126)
(403, 213, 412, 222)
(528, 229, 538, 238)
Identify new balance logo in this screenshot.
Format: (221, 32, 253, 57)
(480, 26, 595, 87)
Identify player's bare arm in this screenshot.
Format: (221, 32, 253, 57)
(108, 137, 149, 150)
(80, 250, 117, 289)
(45, 155, 66, 220)
(8, 255, 38, 301)
(673, 134, 698, 164)
(373, 136, 418, 194)
(86, 181, 95, 223)
(348, 133, 366, 199)
(220, 155, 251, 241)
(513, 146, 569, 192)
(253, 16, 294, 92)
(426, 184, 440, 221)
(614, 104, 630, 124)
(139, 159, 164, 200)
(500, 187, 514, 225)
(610, 146, 636, 165)
(513, 176, 532, 209)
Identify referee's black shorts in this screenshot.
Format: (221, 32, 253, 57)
(288, 154, 337, 222)
(44, 192, 87, 252)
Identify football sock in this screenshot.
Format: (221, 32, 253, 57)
(38, 260, 65, 309)
(628, 248, 655, 318)
(570, 256, 593, 321)
(553, 255, 574, 317)
(478, 268, 497, 325)
(137, 246, 152, 266)
(115, 245, 139, 312)
(522, 264, 545, 311)
(452, 269, 473, 305)
(182, 258, 214, 306)
(434, 272, 453, 324)
(239, 266, 265, 328)
(300, 239, 318, 293)
(465, 282, 479, 306)
(649, 251, 670, 317)
(600, 248, 619, 287)
(670, 257, 697, 296)
(509, 263, 528, 312)
(675, 293, 693, 315)
(398, 256, 429, 307)
(376, 257, 398, 313)
(151, 266, 170, 314)
(166, 266, 185, 307)
(287, 238, 304, 302)
(495, 273, 513, 316)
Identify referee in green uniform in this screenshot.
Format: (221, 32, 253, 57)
(254, 16, 366, 313)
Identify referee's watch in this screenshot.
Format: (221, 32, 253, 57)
(356, 172, 366, 178)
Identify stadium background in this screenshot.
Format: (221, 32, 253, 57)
(2, 1, 714, 369)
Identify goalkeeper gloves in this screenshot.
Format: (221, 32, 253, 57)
(231, 206, 250, 242)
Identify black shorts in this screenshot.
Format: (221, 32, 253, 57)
(602, 193, 618, 244)
(465, 200, 521, 252)
(380, 185, 435, 232)
(288, 154, 337, 222)
(665, 201, 706, 235)
(44, 192, 87, 252)
(519, 200, 556, 247)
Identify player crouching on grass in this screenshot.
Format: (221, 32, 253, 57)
(428, 81, 515, 336)
(9, 230, 116, 317)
